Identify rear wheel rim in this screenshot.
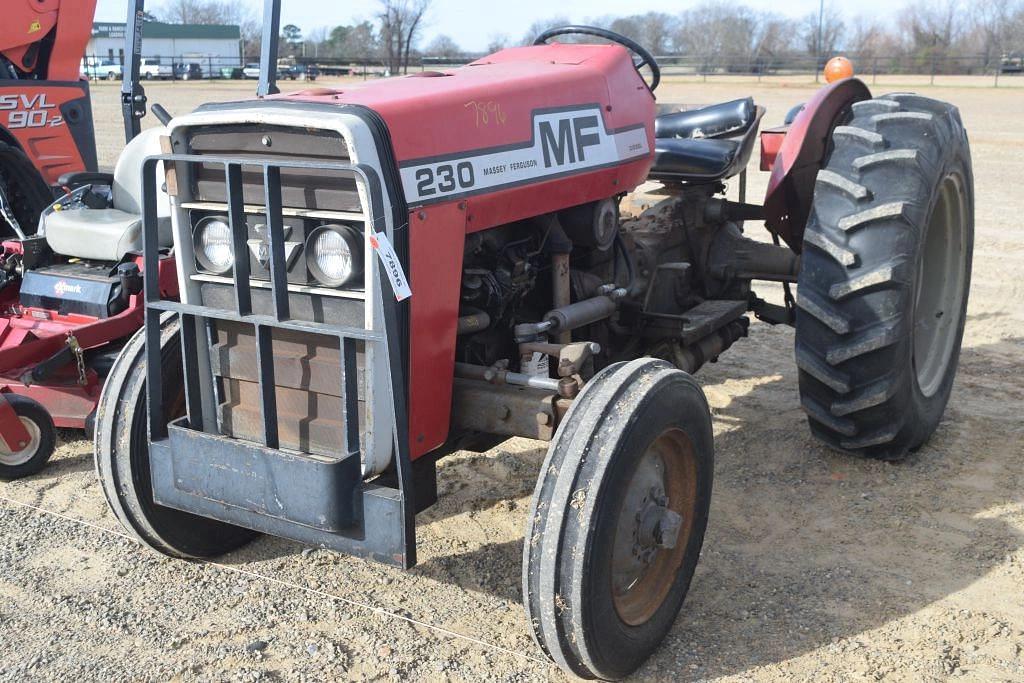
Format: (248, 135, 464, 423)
(913, 172, 968, 398)
(610, 428, 698, 626)
(0, 418, 41, 467)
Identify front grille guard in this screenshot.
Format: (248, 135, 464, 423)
(139, 153, 416, 567)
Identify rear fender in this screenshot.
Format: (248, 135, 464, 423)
(762, 78, 871, 250)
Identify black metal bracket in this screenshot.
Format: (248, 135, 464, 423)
(257, 0, 282, 98)
(121, 0, 147, 142)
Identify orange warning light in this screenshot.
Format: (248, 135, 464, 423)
(824, 56, 855, 83)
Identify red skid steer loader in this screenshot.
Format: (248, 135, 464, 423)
(96, 1, 973, 678)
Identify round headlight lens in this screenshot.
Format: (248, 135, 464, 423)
(193, 216, 234, 274)
(307, 224, 363, 287)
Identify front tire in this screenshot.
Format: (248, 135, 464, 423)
(0, 395, 56, 480)
(94, 315, 257, 558)
(523, 359, 714, 680)
(796, 93, 974, 459)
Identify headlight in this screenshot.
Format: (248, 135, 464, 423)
(306, 224, 363, 287)
(193, 215, 234, 275)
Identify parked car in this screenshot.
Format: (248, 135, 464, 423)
(1001, 52, 1023, 74)
(283, 64, 318, 81)
(140, 58, 173, 80)
(242, 62, 261, 79)
(83, 59, 122, 80)
(174, 62, 203, 80)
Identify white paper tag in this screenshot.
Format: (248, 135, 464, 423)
(370, 231, 411, 301)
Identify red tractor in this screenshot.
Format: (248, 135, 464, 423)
(94, 11, 973, 680)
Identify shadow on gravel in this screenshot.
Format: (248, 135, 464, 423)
(650, 337, 1022, 679)
(30, 451, 95, 479)
(402, 336, 1023, 679)
(157, 331, 1021, 681)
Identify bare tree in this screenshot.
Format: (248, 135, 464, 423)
(157, 0, 259, 57)
(425, 34, 461, 58)
(486, 34, 510, 53)
(605, 13, 678, 54)
(674, 2, 762, 70)
(158, 0, 220, 23)
(847, 15, 904, 64)
(751, 13, 800, 70)
(898, 0, 966, 61)
(378, 0, 430, 75)
(802, 2, 845, 59)
(967, 0, 1021, 68)
(521, 17, 571, 46)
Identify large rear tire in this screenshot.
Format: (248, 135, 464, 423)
(94, 315, 258, 558)
(796, 93, 973, 460)
(523, 359, 713, 680)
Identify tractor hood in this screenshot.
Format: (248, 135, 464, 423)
(264, 43, 656, 172)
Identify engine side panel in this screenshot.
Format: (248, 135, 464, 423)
(407, 203, 466, 455)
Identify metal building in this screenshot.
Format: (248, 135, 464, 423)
(86, 21, 242, 71)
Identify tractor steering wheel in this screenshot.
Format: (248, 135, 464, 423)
(533, 25, 661, 92)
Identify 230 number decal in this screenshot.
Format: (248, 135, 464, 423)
(415, 161, 475, 197)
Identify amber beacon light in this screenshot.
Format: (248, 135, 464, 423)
(824, 56, 855, 83)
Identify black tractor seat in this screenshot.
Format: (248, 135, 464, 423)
(649, 97, 764, 184)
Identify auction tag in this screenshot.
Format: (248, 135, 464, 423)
(370, 232, 411, 301)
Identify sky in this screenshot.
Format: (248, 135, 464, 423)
(95, 0, 900, 52)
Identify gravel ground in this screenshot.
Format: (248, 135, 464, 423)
(1, 76, 1022, 682)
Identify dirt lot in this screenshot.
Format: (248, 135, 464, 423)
(0, 76, 1022, 682)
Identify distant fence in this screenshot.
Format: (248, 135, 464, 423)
(649, 54, 1024, 86)
(82, 52, 1024, 87)
(423, 53, 1024, 87)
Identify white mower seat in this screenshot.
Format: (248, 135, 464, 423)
(43, 127, 173, 262)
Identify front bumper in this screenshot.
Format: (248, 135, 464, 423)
(140, 151, 417, 567)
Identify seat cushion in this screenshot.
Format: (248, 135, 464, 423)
(651, 138, 740, 180)
(43, 208, 171, 262)
(655, 98, 756, 140)
(649, 103, 764, 183)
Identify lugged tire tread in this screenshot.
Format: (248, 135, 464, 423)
(832, 125, 885, 150)
(816, 169, 871, 201)
(853, 149, 919, 171)
(851, 99, 899, 116)
(829, 263, 900, 300)
(803, 230, 858, 267)
(837, 201, 907, 232)
(831, 377, 898, 417)
(796, 289, 850, 334)
(795, 93, 973, 459)
(826, 325, 898, 365)
(795, 343, 851, 394)
(801, 394, 857, 436)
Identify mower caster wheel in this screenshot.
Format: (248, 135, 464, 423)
(94, 314, 259, 559)
(0, 395, 56, 480)
(523, 358, 713, 680)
